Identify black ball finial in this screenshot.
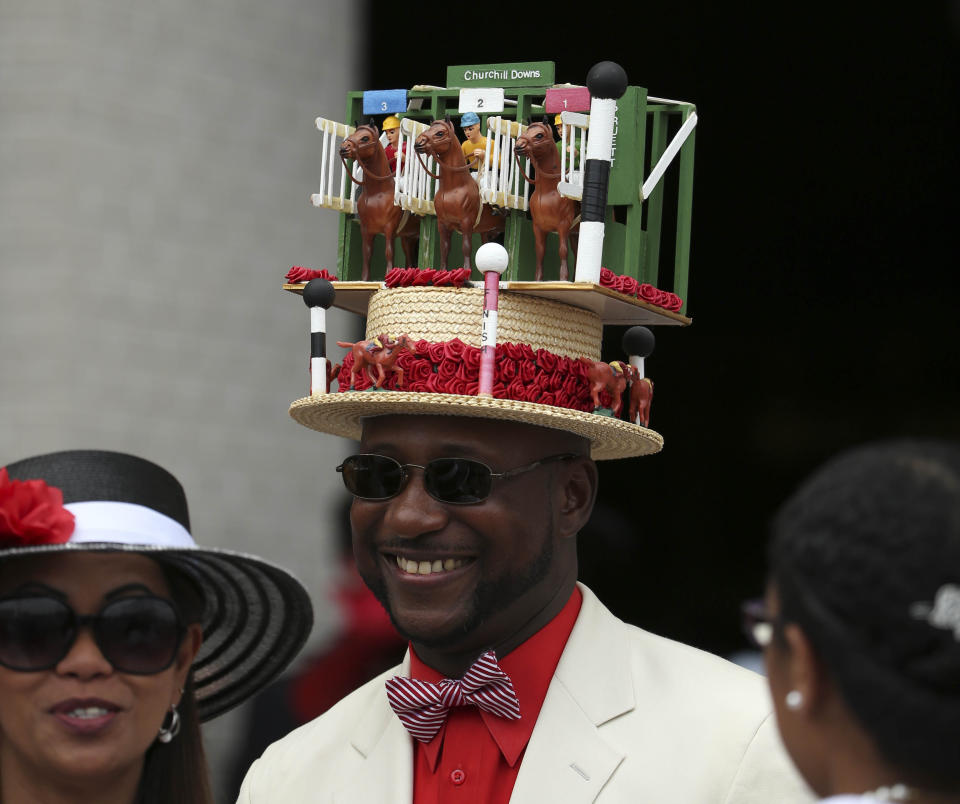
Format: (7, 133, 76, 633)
(586, 61, 628, 100)
(302, 278, 336, 309)
(622, 326, 655, 357)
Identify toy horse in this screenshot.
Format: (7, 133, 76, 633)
(582, 359, 629, 417)
(413, 118, 505, 272)
(515, 120, 580, 281)
(336, 333, 415, 389)
(626, 367, 654, 427)
(339, 124, 418, 281)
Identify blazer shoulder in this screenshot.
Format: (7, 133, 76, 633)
(238, 662, 402, 796)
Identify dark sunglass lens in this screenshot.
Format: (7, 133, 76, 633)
(96, 598, 182, 674)
(341, 455, 404, 499)
(426, 458, 491, 504)
(0, 597, 74, 671)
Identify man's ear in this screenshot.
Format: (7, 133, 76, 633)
(557, 457, 598, 539)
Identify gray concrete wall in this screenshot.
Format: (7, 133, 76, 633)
(0, 0, 360, 797)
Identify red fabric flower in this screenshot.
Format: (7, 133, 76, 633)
(599, 268, 617, 288)
(412, 269, 434, 286)
(286, 266, 336, 283)
(0, 468, 75, 547)
(406, 359, 433, 386)
(499, 359, 518, 382)
(437, 359, 458, 381)
(536, 349, 558, 374)
(638, 283, 660, 304)
(450, 268, 472, 287)
(461, 346, 481, 372)
(426, 342, 446, 365)
(442, 339, 467, 361)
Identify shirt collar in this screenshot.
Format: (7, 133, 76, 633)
(407, 586, 583, 770)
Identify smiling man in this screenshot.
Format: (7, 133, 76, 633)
(238, 278, 812, 803)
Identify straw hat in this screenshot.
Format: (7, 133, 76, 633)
(290, 281, 664, 460)
(0, 450, 313, 722)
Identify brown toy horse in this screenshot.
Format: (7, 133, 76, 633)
(336, 333, 415, 389)
(582, 359, 629, 417)
(626, 367, 654, 428)
(340, 124, 418, 281)
(515, 120, 580, 281)
(413, 118, 505, 272)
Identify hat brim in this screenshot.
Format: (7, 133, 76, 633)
(0, 542, 312, 722)
(290, 391, 663, 460)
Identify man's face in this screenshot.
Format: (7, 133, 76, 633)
(463, 123, 481, 142)
(350, 415, 582, 656)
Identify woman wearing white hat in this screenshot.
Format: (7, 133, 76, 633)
(0, 450, 312, 804)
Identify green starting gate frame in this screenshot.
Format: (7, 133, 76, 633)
(335, 64, 696, 315)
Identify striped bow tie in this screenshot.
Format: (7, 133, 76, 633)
(385, 650, 521, 742)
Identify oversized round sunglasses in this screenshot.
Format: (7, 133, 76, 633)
(0, 594, 186, 674)
(337, 453, 578, 505)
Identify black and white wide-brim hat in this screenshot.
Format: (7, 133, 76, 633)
(0, 450, 313, 722)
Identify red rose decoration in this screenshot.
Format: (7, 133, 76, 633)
(664, 292, 683, 312)
(443, 339, 467, 361)
(499, 359, 518, 382)
(0, 468, 75, 547)
(499, 343, 523, 361)
(286, 266, 337, 283)
(450, 268, 472, 287)
(599, 268, 616, 288)
(445, 378, 470, 396)
(519, 360, 536, 383)
(412, 269, 434, 286)
(506, 377, 527, 401)
(406, 359, 433, 385)
(414, 339, 431, 355)
(437, 359, 458, 381)
(536, 349, 558, 374)
(537, 391, 556, 407)
(638, 283, 660, 304)
(426, 342, 446, 364)
(384, 269, 403, 288)
(462, 346, 481, 372)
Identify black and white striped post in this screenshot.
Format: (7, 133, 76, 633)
(302, 278, 336, 394)
(575, 61, 629, 284)
(622, 326, 655, 379)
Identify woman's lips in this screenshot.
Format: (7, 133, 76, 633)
(50, 698, 121, 734)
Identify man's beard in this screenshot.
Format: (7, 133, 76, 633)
(362, 535, 555, 649)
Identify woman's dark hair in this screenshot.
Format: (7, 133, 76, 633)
(136, 563, 213, 804)
(769, 440, 960, 792)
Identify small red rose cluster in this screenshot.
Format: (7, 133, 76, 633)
(383, 268, 472, 289)
(286, 266, 338, 283)
(599, 268, 682, 312)
(335, 339, 609, 411)
(0, 468, 75, 548)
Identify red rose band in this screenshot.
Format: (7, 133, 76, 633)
(334, 339, 616, 412)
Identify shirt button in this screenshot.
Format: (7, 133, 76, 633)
(450, 769, 466, 785)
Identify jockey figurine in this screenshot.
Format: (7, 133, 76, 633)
(459, 111, 488, 172)
(382, 116, 405, 174)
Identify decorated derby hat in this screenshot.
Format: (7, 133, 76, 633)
(0, 449, 313, 721)
(286, 59, 697, 459)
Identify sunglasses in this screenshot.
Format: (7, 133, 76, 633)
(0, 594, 185, 674)
(337, 453, 577, 505)
(740, 598, 783, 649)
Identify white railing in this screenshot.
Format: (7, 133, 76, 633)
(479, 117, 530, 211)
(556, 111, 589, 200)
(395, 118, 436, 216)
(310, 117, 359, 214)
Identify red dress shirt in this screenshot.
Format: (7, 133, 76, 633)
(408, 587, 583, 804)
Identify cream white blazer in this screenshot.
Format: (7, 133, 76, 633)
(238, 584, 813, 803)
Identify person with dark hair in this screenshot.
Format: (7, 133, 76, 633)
(749, 440, 960, 803)
(0, 449, 313, 804)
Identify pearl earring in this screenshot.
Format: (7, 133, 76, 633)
(785, 690, 804, 710)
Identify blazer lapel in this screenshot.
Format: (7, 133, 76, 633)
(510, 584, 635, 804)
(333, 654, 414, 804)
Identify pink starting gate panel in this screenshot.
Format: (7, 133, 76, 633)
(544, 87, 591, 114)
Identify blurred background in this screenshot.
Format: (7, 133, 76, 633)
(2, 1, 957, 800)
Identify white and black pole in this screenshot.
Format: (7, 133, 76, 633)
(303, 278, 336, 394)
(622, 326, 655, 379)
(575, 61, 629, 284)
